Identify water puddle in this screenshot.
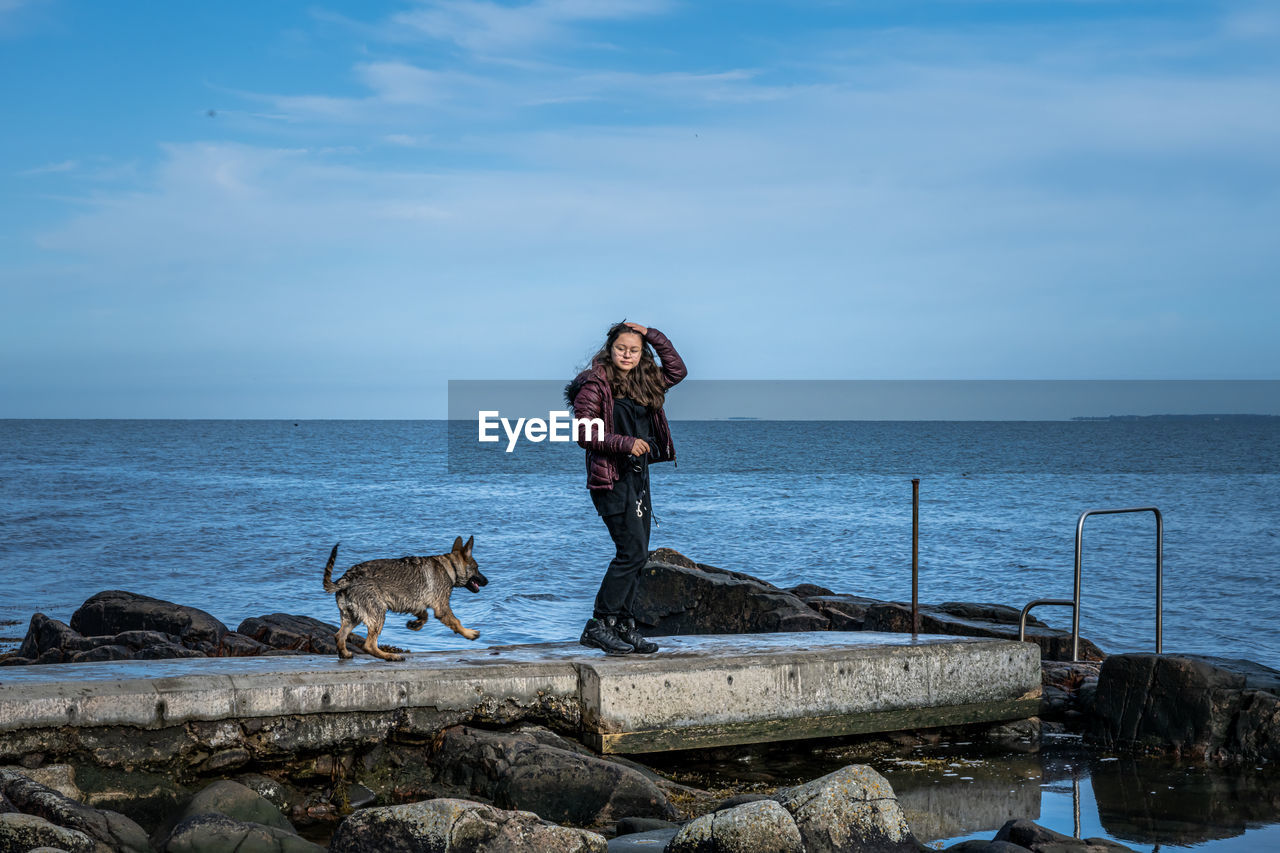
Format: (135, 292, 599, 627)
(644, 733, 1280, 851)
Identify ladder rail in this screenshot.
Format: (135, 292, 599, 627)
(1073, 506, 1163, 661)
(1017, 506, 1164, 662)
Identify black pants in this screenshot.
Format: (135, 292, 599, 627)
(592, 482, 652, 619)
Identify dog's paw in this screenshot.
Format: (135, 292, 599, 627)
(388, 653, 405, 662)
(338, 651, 354, 660)
(406, 619, 426, 631)
(463, 629, 480, 641)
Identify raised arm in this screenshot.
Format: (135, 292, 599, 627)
(644, 327, 688, 389)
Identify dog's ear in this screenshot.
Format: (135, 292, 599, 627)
(452, 536, 464, 553)
(463, 535, 474, 558)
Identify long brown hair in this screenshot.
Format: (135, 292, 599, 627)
(589, 322, 667, 409)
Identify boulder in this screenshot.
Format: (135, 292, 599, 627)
(786, 584, 836, 597)
(862, 601, 1105, 662)
(993, 818, 1138, 851)
(1039, 661, 1101, 723)
(773, 765, 918, 853)
(328, 798, 607, 853)
(614, 816, 679, 836)
(0, 769, 150, 853)
(17, 615, 95, 659)
(666, 799, 803, 852)
(177, 780, 295, 833)
(432, 726, 674, 825)
(0, 766, 79, 802)
(70, 591, 228, 655)
(630, 549, 829, 635)
(802, 595, 878, 631)
(1088, 654, 1280, 760)
(236, 613, 369, 656)
(13, 611, 246, 665)
(943, 841, 1038, 852)
(0, 813, 95, 853)
(163, 813, 324, 853)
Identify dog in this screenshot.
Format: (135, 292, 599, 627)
(321, 536, 488, 661)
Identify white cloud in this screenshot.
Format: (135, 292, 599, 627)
(390, 0, 669, 53)
(9, 0, 1280, 394)
(17, 159, 78, 176)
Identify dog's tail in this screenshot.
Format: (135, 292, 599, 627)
(322, 543, 341, 593)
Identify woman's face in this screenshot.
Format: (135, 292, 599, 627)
(610, 331, 644, 373)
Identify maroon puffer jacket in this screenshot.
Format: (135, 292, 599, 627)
(564, 327, 687, 491)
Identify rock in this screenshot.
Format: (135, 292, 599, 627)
(980, 719, 1041, 752)
(177, 780, 295, 833)
(233, 775, 301, 815)
(67, 645, 136, 663)
(630, 548, 829, 635)
(432, 725, 674, 825)
(236, 613, 369, 656)
(1039, 660, 1101, 723)
(712, 794, 772, 812)
(1088, 654, 1280, 760)
(773, 764, 918, 853)
(0, 769, 151, 853)
(802, 595, 878, 631)
(786, 584, 836, 597)
(17, 615, 94, 659)
(218, 632, 274, 657)
(0, 813, 95, 853)
(0, 766, 79, 802)
(943, 841, 1032, 852)
(163, 813, 324, 853)
(994, 818, 1138, 851)
(613, 816, 678, 835)
(8, 616, 205, 664)
(862, 601, 1106, 662)
(329, 798, 607, 853)
(71, 591, 229, 656)
(666, 799, 803, 852)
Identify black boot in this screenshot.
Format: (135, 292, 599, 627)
(616, 617, 659, 654)
(580, 616, 634, 656)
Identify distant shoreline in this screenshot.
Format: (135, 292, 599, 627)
(1070, 414, 1280, 422)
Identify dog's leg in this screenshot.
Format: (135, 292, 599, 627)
(433, 604, 480, 641)
(335, 607, 356, 660)
(406, 611, 429, 631)
(361, 611, 404, 662)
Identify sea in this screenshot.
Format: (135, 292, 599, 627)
(1, 419, 1278, 667)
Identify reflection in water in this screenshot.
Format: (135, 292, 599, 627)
(1091, 754, 1280, 847)
(641, 734, 1280, 851)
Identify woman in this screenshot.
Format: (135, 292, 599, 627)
(564, 321, 687, 655)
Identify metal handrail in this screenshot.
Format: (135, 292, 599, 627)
(1019, 506, 1163, 662)
(1073, 506, 1163, 661)
(1018, 598, 1075, 643)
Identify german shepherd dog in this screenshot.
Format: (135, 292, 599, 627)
(322, 536, 488, 661)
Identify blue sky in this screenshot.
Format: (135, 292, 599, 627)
(2, 0, 1278, 417)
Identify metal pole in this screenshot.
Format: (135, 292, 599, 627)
(912, 478, 919, 638)
(1154, 508, 1163, 654)
(1073, 513, 1085, 662)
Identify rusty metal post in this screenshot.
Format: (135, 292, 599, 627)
(912, 478, 920, 638)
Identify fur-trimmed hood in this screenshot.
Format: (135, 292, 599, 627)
(563, 362, 606, 411)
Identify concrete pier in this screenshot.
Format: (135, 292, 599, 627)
(0, 633, 1039, 755)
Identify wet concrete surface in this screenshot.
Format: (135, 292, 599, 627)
(0, 631, 999, 684)
(0, 632, 1039, 755)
